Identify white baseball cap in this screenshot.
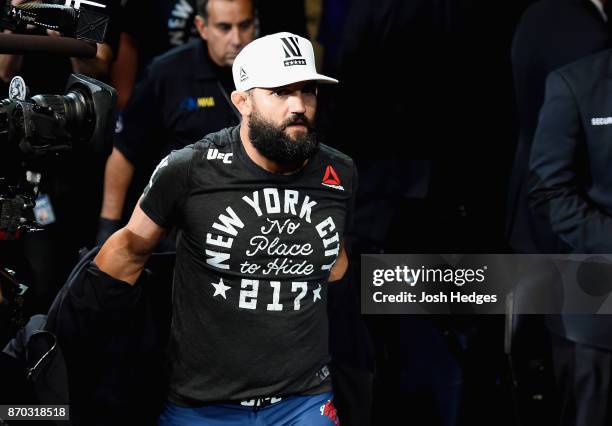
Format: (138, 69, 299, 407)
(232, 32, 339, 91)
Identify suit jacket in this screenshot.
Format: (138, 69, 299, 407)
(508, 0, 609, 253)
(529, 49, 612, 349)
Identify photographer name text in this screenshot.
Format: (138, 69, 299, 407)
(371, 265, 498, 305)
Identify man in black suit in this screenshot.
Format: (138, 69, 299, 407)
(529, 49, 612, 426)
(508, 0, 609, 253)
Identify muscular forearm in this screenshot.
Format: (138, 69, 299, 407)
(101, 147, 135, 220)
(95, 202, 165, 285)
(94, 228, 152, 285)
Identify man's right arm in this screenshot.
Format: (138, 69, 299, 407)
(96, 146, 193, 283)
(97, 148, 135, 244)
(94, 202, 164, 285)
(100, 147, 135, 221)
(111, 32, 140, 111)
(98, 64, 160, 242)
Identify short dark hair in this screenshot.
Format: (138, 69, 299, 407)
(196, 0, 255, 22)
(196, 0, 210, 20)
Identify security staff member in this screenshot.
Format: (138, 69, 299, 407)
(529, 48, 612, 426)
(97, 0, 255, 243)
(0, 0, 121, 315)
(507, 0, 610, 254)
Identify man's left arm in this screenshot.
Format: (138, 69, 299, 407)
(329, 164, 358, 282)
(329, 241, 348, 282)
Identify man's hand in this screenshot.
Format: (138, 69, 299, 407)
(70, 42, 113, 79)
(45, 28, 113, 80)
(96, 217, 122, 246)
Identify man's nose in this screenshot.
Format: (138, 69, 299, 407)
(229, 27, 241, 46)
(288, 92, 306, 114)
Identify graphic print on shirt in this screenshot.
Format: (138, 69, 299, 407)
(168, 0, 198, 47)
(204, 187, 341, 312)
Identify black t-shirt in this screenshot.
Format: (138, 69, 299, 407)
(140, 125, 357, 404)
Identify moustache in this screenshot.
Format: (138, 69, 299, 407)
(283, 115, 312, 130)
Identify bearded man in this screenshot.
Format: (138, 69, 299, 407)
(95, 32, 354, 425)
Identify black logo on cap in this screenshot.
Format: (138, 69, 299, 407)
(240, 67, 248, 82)
(281, 37, 306, 67)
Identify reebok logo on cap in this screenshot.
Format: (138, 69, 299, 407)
(232, 32, 338, 92)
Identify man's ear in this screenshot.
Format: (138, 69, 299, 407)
(194, 15, 208, 41)
(231, 90, 251, 116)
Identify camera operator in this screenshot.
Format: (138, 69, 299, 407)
(0, 0, 121, 315)
(0, 0, 120, 92)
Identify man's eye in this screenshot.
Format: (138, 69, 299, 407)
(272, 89, 289, 97)
(239, 20, 253, 30)
(302, 84, 317, 95)
(217, 24, 231, 32)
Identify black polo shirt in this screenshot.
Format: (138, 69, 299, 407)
(114, 39, 240, 166)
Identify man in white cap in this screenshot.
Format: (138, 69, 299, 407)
(94, 32, 354, 424)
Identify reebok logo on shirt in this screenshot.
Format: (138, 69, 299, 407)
(321, 165, 344, 191)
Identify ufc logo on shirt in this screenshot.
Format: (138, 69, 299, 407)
(207, 148, 233, 164)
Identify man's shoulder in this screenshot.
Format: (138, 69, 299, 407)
(314, 144, 356, 194)
(521, 0, 595, 22)
(155, 128, 235, 177)
(517, 0, 553, 26)
(163, 143, 203, 167)
(193, 126, 238, 153)
(162, 128, 233, 166)
(554, 49, 612, 86)
(148, 39, 202, 75)
(317, 144, 354, 169)
(515, 0, 606, 49)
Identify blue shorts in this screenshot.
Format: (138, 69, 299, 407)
(158, 392, 339, 426)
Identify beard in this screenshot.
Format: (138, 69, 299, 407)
(248, 109, 319, 167)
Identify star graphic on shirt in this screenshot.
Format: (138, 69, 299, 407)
(313, 284, 322, 303)
(211, 278, 231, 299)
